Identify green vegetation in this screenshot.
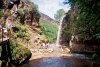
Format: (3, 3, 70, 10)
(40, 19, 58, 43)
(0, 0, 40, 65)
(13, 22, 30, 41)
(9, 39, 31, 65)
(54, 9, 65, 21)
(64, 0, 100, 40)
(0, 9, 3, 18)
(63, 0, 100, 66)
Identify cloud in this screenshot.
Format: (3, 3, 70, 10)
(30, 0, 70, 19)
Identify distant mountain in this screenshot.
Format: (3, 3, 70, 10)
(40, 13, 55, 23)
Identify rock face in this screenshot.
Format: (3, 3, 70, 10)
(70, 35, 100, 53)
(3, 0, 40, 27)
(59, 13, 70, 45)
(0, 0, 41, 65)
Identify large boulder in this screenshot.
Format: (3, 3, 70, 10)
(9, 39, 32, 65)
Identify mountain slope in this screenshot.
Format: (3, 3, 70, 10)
(40, 12, 55, 23)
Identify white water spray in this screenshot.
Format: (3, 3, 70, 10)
(56, 14, 66, 46)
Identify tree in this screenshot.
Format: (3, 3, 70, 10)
(54, 9, 65, 22)
(64, 0, 100, 40)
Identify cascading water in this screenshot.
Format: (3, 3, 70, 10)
(56, 14, 66, 46)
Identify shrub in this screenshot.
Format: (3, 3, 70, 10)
(9, 39, 32, 65)
(92, 53, 99, 60)
(20, 25, 27, 32)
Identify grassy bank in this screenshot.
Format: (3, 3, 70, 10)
(39, 19, 58, 43)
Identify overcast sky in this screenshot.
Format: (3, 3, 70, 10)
(30, 0, 70, 19)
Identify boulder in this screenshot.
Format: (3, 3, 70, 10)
(9, 39, 32, 65)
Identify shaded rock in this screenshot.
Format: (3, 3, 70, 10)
(70, 39, 100, 53)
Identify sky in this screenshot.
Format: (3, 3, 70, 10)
(30, 0, 70, 19)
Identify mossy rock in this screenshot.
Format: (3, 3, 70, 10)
(9, 39, 32, 65)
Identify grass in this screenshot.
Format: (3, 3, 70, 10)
(39, 19, 58, 43)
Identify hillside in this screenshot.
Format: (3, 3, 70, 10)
(40, 13, 58, 43)
(0, 0, 58, 65)
(39, 18, 58, 43)
(0, 0, 58, 45)
(40, 12, 56, 23)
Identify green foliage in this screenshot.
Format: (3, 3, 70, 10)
(95, 34, 100, 39)
(14, 30, 30, 40)
(9, 39, 31, 65)
(20, 25, 27, 32)
(64, 0, 100, 40)
(14, 23, 30, 40)
(18, 9, 24, 16)
(17, 9, 25, 24)
(40, 19, 58, 43)
(34, 4, 39, 10)
(0, 9, 3, 18)
(30, 2, 39, 10)
(92, 53, 99, 60)
(54, 9, 65, 21)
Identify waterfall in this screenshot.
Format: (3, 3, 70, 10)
(56, 14, 66, 46)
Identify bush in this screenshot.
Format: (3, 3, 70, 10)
(17, 9, 24, 16)
(95, 34, 100, 39)
(9, 39, 32, 65)
(92, 53, 99, 60)
(20, 25, 27, 32)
